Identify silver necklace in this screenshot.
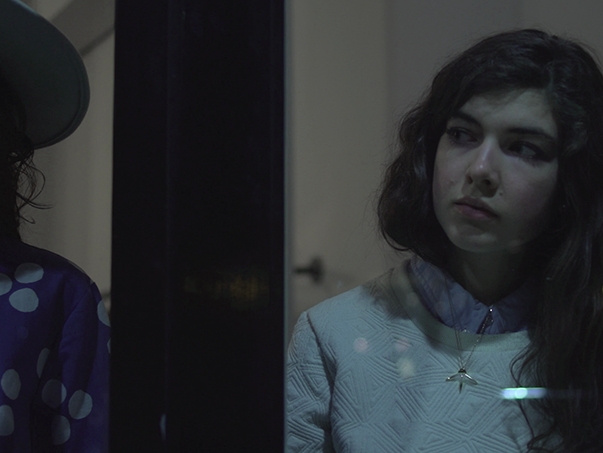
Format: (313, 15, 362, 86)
(445, 293, 494, 392)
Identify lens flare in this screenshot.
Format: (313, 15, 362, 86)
(500, 387, 547, 399)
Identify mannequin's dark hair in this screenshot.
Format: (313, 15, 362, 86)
(378, 29, 603, 452)
(0, 73, 42, 239)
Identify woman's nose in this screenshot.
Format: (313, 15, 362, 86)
(465, 141, 500, 194)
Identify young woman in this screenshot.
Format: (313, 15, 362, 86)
(0, 0, 109, 451)
(287, 30, 603, 452)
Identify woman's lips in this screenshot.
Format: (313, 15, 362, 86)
(454, 198, 497, 220)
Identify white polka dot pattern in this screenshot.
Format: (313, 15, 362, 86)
(1, 370, 20, 400)
(0, 274, 11, 296)
(37, 349, 50, 378)
(0, 242, 111, 448)
(97, 302, 110, 327)
(9, 288, 39, 313)
(51, 415, 71, 445)
(14, 263, 44, 283)
(0, 406, 14, 436)
(68, 390, 93, 419)
(42, 380, 67, 409)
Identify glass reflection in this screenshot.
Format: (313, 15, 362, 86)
(287, 3, 603, 451)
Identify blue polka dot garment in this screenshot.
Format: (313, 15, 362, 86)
(0, 237, 109, 452)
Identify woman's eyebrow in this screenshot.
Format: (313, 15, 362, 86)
(449, 111, 557, 142)
(507, 126, 557, 143)
(449, 111, 480, 126)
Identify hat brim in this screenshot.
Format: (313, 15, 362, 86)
(0, 0, 89, 149)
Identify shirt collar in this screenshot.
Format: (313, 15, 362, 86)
(408, 255, 535, 334)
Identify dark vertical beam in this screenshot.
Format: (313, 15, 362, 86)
(111, 0, 285, 451)
(111, 0, 168, 451)
(164, 1, 285, 451)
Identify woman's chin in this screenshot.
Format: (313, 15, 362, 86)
(448, 236, 528, 257)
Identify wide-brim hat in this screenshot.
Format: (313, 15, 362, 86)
(0, 0, 89, 149)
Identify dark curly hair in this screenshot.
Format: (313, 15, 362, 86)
(378, 29, 603, 452)
(0, 72, 42, 239)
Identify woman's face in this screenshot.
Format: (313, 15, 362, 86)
(432, 88, 559, 256)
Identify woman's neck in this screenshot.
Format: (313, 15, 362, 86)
(446, 248, 530, 304)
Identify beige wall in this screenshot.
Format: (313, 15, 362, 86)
(287, 0, 394, 330)
(521, 0, 603, 51)
(26, 0, 71, 19)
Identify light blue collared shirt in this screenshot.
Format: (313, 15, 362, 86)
(408, 255, 534, 334)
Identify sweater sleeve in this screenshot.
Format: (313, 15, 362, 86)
(286, 311, 335, 453)
(32, 282, 110, 452)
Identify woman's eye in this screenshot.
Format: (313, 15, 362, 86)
(509, 142, 544, 160)
(445, 127, 474, 144)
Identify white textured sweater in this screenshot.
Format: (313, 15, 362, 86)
(287, 260, 539, 452)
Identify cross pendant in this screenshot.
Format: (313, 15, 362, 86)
(446, 367, 478, 392)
